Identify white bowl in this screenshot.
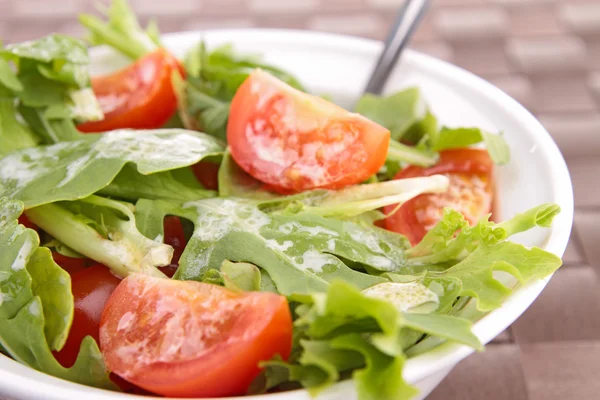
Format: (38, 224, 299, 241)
(0, 29, 574, 400)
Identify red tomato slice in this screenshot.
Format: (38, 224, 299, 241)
(384, 148, 494, 246)
(53, 265, 122, 368)
(100, 274, 293, 398)
(77, 49, 183, 133)
(158, 216, 187, 278)
(227, 69, 390, 193)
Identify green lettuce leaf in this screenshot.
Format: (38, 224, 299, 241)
(25, 195, 172, 278)
(0, 197, 115, 389)
(217, 149, 450, 219)
(0, 91, 40, 156)
(355, 88, 437, 144)
(397, 204, 563, 311)
(97, 164, 215, 202)
(137, 198, 405, 293)
(266, 281, 481, 399)
(0, 59, 23, 92)
(0, 129, 224, 208)
(1, 34, 103, 143)
(79, 0, 160, 60)
(432, 127, 510, 165)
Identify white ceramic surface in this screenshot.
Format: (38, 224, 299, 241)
(0, 29, 574, 400)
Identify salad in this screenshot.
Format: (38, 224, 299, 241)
(0, 1, 563, 399)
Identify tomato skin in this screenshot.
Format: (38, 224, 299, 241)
(100, 274, 293, 398)
(227, 69, 390, 193)
(53, 265, 122, 368)
(384, 148, 494, 246)
(18, 215, 38, 232)
(51, 252, 91, 276)
(191, 161, 220, 191)
(77, 49, 183, 133)
(158, 216, 187, 278)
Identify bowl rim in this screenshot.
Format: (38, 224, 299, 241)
(0, 28, 574, 400)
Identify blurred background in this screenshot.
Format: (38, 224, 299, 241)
(1, 0, 599, 399)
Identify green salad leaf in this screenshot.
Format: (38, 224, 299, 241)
(79, 0, 160, 60)
(0, 197, 115, 389)
(97, 164, 215, 202)
(166, 199, 392, 294)
(355, 88, 510, 173)
(0, 129, 224, 208)
(266, 281, 481, 399)
(355, 88, 437, 144)
(394, 204, 563, 311)
(0, 59, 23, 92)
(137, 198, 413, 293)
(1, 34, 102, 144)
(0, 90, 40, 156)
(432, 127, 510, 165)
(25, 195, 172, 278)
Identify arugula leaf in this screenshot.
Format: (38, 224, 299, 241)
(355, 88, 437, 143)
(25, 195, 172, 278)
(432, 127, 510, 165)
(79, 0, 159, 60)
(221, 260, 262, 292)
(0, 59, 22, 92)
(0, 95, 40, 156)
(0, 129, 224, 208)
(97, 164, 215, 202)
(0, 35, 88, 64)
(18, 105, 83, 143)
(386, 140, 438, 168)
(1, 34, 102, 143)
(0, 197, 115, 389)
(135, 198, 393, 294)
(218, 149, 286, 199)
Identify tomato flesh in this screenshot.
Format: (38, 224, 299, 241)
(384, 148, 494, 245)
(53, 265, 121, 368)
(227, 69, 390, 193)
(100, 274, 293, 398)
(78, 49, 183, 132)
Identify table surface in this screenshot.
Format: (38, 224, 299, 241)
(1, 0, 599, 399)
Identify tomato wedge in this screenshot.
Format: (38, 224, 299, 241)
(77, 49, 183, 133)
(227, 69, 390, 193)
(53, 265, 121, 368)
(384, 148, 494, 245)
(100, 274, 293, 398)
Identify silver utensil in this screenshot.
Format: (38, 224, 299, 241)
(363, 0, 431, 96)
